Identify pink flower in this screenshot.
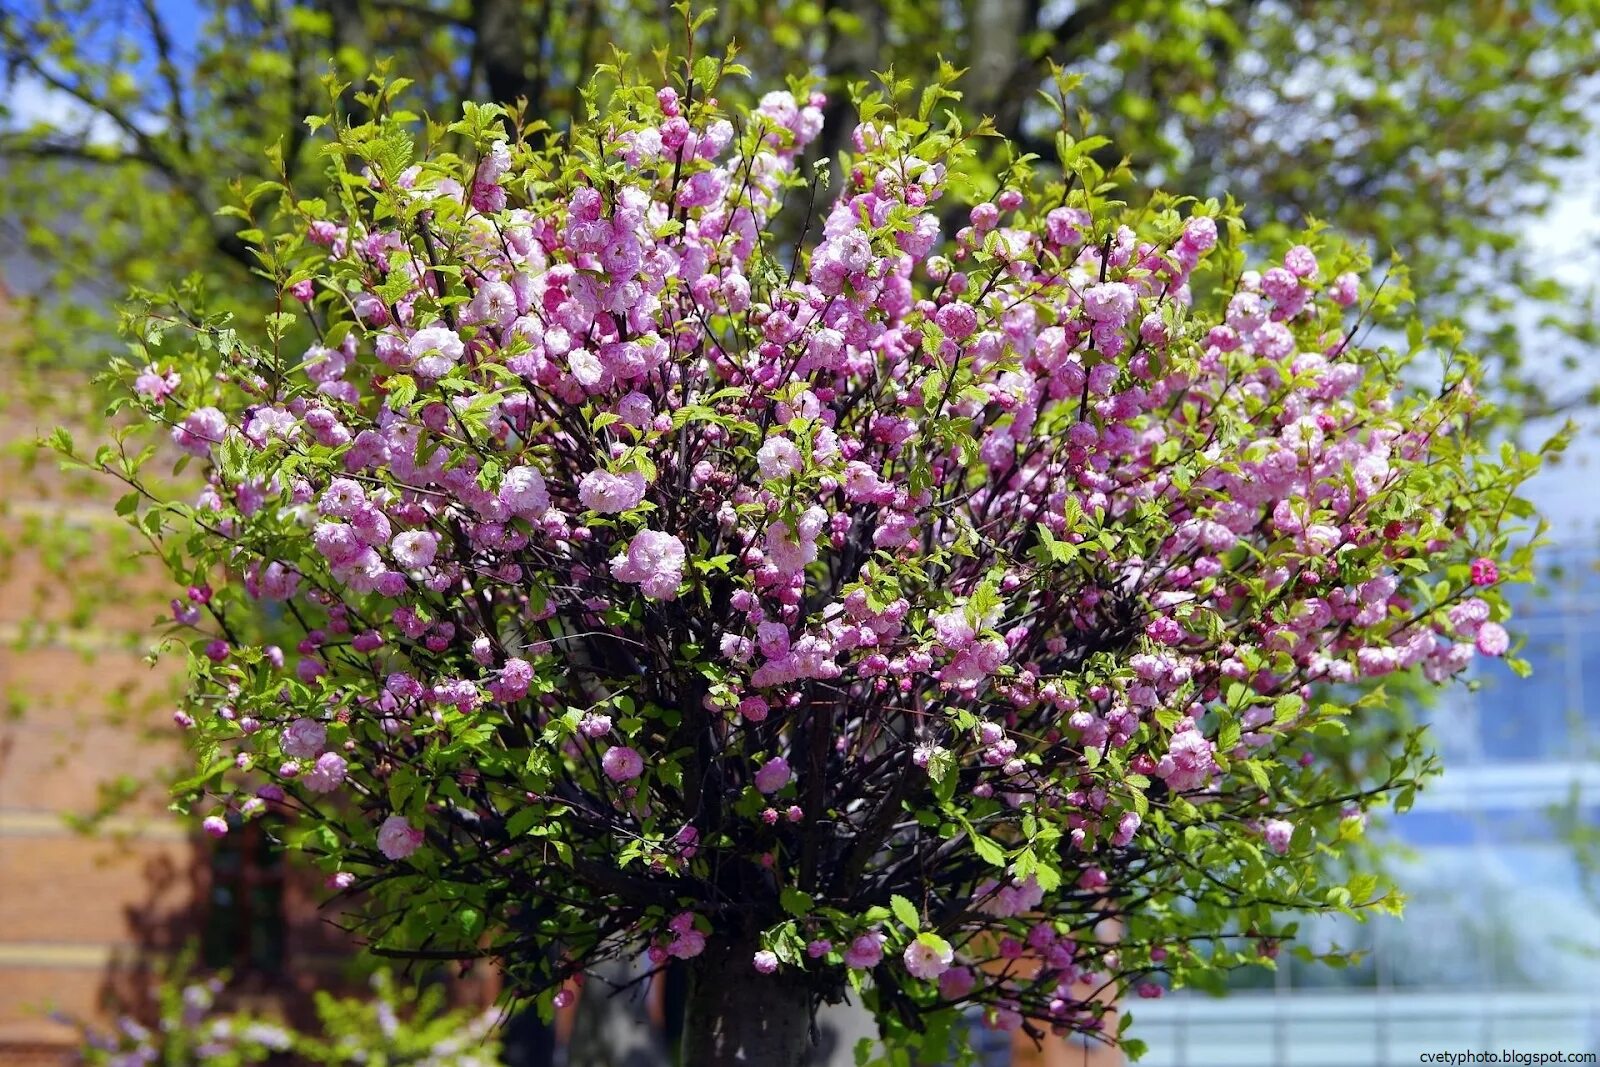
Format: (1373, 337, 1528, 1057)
(499, 466, 550, 518)
(903, 934, 954, 980)
(172, 407, 227, 456)
(282, 717, 327, 759)
(1448, 597, 1491, 638)
(844, 932, 885, 970)
(938, 966, 975, 1000)
(602, 746, 645, 782)
(752, 950, 780, 974)
(492, 658, 533, 702)
(135, 364, 180, 403)
(756, 437, 803, 479)
(976, 875, 1044, 918)
(1262, 818, 1294, 855)
(1283, 245, 1319, 279)
(610, 529, 685, 601)
(391, 530, 439, 569)
(377, 815, 423, 860)
(406, 324, 464, 378)
(578, 469, 647, 513)
(754, 756, 791, 794)
(934, 302, 978, 340)
(302, 752, 348, 793)
(1155, 727, 1217, 793)
(666, 912, 706, 959)
(1475, 622, 1509, 657)
(202, 815, 229, 838)
(1470, 557, 1499, 586)
(1082, 282, 1137, 324)
(1329, 271, 1360, 306)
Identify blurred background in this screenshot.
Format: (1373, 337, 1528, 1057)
(2, 1, 1598, 1064)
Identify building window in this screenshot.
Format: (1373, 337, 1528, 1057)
(201, 815, 287, 974)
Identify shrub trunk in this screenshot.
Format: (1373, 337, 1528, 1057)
(682, 938, 812, 1067)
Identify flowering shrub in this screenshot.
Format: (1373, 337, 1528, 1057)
(71, 59, 1543, 1065)
(67, 965, 496, 1066)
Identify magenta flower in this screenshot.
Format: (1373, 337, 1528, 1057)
(843, 932, 885, 970)
(601, 746, 645, 782)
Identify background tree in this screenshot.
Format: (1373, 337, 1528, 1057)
(3, 0, 1597, 419)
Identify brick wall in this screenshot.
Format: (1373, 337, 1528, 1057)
(0, 350, 196, 1056)
(0, 286, 494, 1059)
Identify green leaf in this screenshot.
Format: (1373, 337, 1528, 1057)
(1217, 717, 1241, 752)
(780, 887, 813, 918)
(890, 893, 920, 932)
(1242, 759, 1272, 794)
(504, 807, 542, 837)
(971, 834, 1006, 867)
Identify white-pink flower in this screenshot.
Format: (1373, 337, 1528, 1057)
(499, 466, 550, 518)
(756, 436, 802, 480)
(578, 469, 647, 513)
(903, 934, 954, 980)
(752, 950, 780, 974)
(610, 529, 685, 601)
(377, 815, 423, 860)
(1262, 818, 1294, 855)
(391, 530, 439, 569)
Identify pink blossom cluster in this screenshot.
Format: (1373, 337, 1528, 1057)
(126, 76, 1535, 1046)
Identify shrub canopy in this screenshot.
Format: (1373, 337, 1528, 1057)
(73, 62, 1544, 1062)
